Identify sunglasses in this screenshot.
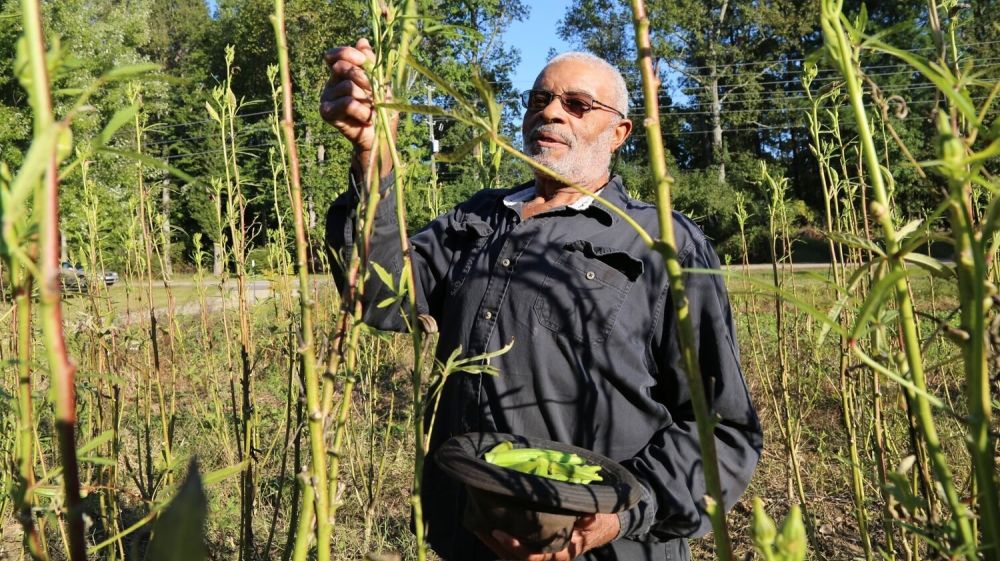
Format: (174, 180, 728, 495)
(520, 89, 625, 119)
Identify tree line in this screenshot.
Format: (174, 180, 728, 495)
(0, 0, 996, 271)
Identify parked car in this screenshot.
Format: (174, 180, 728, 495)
(58, 262, 119, 291)
(60, 261, 88, 293)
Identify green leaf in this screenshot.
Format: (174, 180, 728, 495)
(79, 456, 117, 467)
(370, 261, 396, 291)
(9, 125, 60, 211)
(377, 102, 450, 118)
(202, 459, 249, 487)
(825, 230, 885, 257)
(77, 429, 115, 455)
(102, 63, 160, 82)
(405, 55, 478, 117)
(849, 268, 908, 342)
(146, 460, 207, 561)
(56, 126, 73, 163)
(903, 252, 954, 279)
(377, 296, 398, 309)
(853, 3, 869, 36)
(436, 132, 490, 164)
(895, 218, 923, 242)
(866, 40, 981, 128)
(95, 104, 139, 148)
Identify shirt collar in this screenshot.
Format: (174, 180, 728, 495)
(502, 179, 619, 216)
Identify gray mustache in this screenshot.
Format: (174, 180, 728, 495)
(528, 125, 574, 146)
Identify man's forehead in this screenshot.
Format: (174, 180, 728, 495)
(533, 59, 611, 96)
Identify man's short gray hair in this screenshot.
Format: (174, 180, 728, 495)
(545, 52, 629, 119)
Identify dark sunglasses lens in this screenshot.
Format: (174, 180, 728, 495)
(523, 90, 551, 111)
(561, 93, 592, 116)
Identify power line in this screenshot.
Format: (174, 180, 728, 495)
(489, 40, 1000, 86)
(660, 82, 952, 111)
(649, 92, 987, 118)
(143, 126, 264, 149)
(647, 40, 1000, 73)
(148, 109, 275, 130)
(161, 140, 280, 161)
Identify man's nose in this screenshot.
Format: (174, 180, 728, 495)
(535, 94, 569, 122)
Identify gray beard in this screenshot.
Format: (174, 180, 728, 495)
(524, 127, 616, 186)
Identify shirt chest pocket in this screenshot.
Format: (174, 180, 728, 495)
(444, 219, 493, 296)
(532, 241, 644, 345)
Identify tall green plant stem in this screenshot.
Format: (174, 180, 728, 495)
(805, 88, 875, 560)
(271, 3, 330, 560)
(929, 0, 1000, 549)
(375, 92, 430, 561)
(761, 166, 808, 512)
(364, 4, 429, 555)
(131, 88, 175, 494)
(628, 2, 733, 559)
(22, 0, 85, 558)
(940, 128, 1000, 557)
(13, 261, 46, 561)
(821, 3, 976, 558)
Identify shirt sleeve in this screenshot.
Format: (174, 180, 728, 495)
(616, 227, 763, 541)
(324, 170, 455, 332)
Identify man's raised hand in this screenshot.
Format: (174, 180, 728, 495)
(320, 38, 396, 178)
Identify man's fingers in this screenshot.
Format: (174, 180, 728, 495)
(323, 45, 367, 68)
(319, 96, 372, 127)
(356, 37, 376, 63)
(327, 78, 369, 103)
(330, 60, 373, 92)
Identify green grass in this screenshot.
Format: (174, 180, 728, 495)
(0, 266, 980, 560)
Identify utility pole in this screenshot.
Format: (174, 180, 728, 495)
(427, 85, 441, 216)
(427, 85, 438, 177)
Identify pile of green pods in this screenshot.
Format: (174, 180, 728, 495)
(483, 441, 604, 484)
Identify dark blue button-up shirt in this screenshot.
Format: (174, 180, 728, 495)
(326, 173, 762, 561)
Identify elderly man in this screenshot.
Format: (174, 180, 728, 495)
(322, 38, 762, 561)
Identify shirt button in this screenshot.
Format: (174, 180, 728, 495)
(585, 271, 596, 280)
(484, 310, 493, 320)
(501, 258, 512, 268)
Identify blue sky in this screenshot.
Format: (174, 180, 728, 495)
(500, 0, 574, 91)
(204, 0, 572, 92)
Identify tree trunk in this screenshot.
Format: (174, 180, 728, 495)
(710, 64, 725, 184)
(710, 0, 728, 184)
(213, 242, 224, 276)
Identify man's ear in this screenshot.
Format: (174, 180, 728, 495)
(612, 119, 633, 152)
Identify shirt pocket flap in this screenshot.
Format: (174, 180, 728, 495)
(447, 218, 494, 239)
(562, 240, 644, 282)
(444, 218, 494, 295)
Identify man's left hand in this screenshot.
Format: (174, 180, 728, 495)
(477, 512, 620, 561)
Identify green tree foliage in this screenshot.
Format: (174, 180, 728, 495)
(558, 0, 996, 261)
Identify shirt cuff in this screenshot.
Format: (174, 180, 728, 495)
(616, 481, 656, 540)
(347, 169, 398, 226)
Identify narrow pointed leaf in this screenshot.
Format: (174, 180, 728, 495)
(201, 459, 249, 487)
(436, 132, 490, 164)
(77, 429, 115, 455)
(103, 63, 160, 81)
(146, 461, 207, 561)
(849, 268, 908, 342)
(903, 252, 954, 279)
(95, 104, 139, 148)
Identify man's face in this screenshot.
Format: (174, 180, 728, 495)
(521, 59, 628, 186)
